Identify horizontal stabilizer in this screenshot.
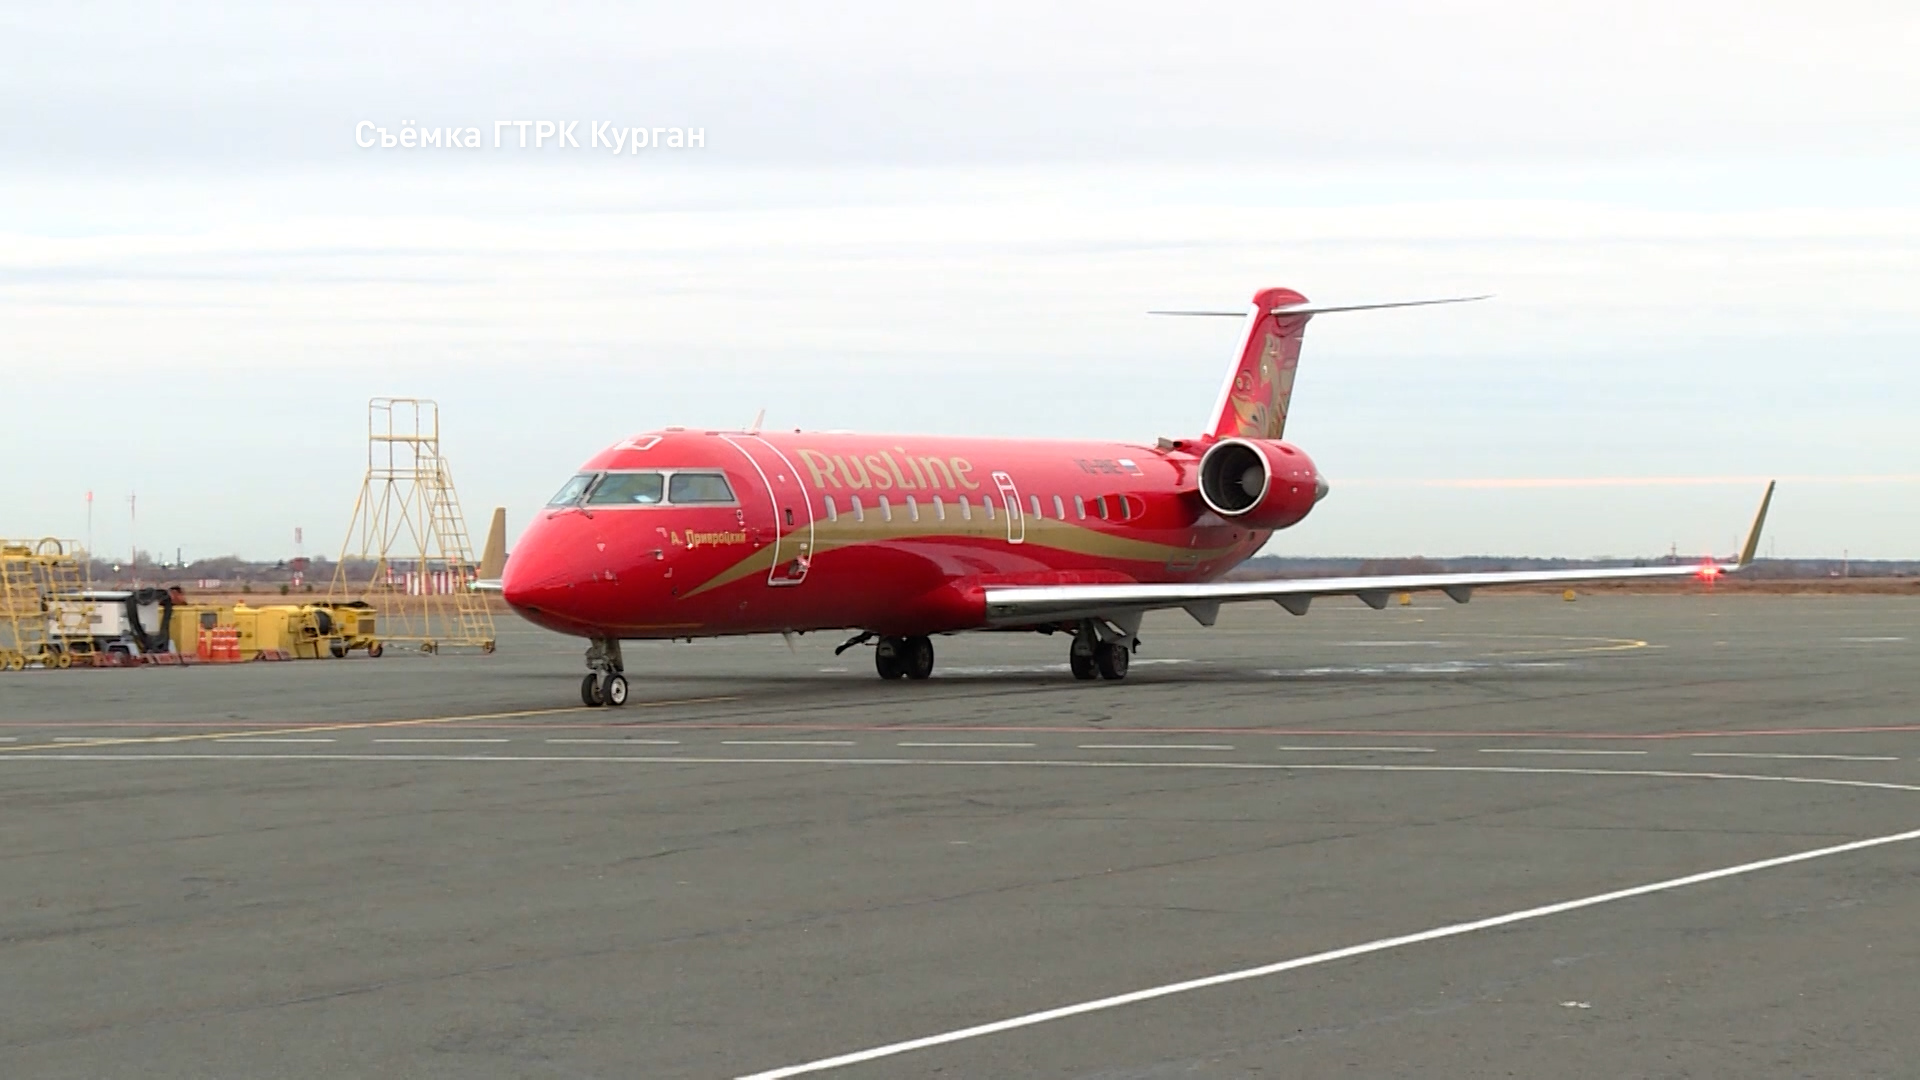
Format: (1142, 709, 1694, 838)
(1270, 295, 1489, 317)
(1151, 295, 1489, 318)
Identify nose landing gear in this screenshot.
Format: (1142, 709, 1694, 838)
(580, 637, 629, 708)
(581, 672, 630, 707)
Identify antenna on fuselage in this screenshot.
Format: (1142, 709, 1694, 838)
(748, 408, 766, 434)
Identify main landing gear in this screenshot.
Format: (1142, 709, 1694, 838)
(1069, 620, 1132, 681)
(874, 635, 935, 680)
(842, 621, 1135, 684)
(580, 637, 629, 708)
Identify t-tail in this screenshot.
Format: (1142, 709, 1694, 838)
(1154, 288, 1490, 440)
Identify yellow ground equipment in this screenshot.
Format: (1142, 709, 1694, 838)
(228, 604, 352, 660)
(169, 605, 224, 657)
(328, 398, 496, 654)
(0, 538, 88, 670)
(307, 600, 380, 657)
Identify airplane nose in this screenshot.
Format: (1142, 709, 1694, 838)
(500, 562, 563, 611)
(499, 517, 585, 615)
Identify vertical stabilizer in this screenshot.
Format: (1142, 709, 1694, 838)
(1209, 287, 1312, 440)
(477, 507, 508, 580)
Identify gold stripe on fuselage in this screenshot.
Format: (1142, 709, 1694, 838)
(681, 513, 1245, 599)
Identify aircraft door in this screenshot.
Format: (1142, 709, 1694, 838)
(721, 435, 815, 585)
(991, 470, 1025, 544)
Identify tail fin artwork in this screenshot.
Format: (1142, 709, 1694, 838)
(1209, 287, 1312, 440)
(1155, 289, 1490, 440)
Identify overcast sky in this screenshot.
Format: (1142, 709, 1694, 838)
(3, 1, 1915, 561)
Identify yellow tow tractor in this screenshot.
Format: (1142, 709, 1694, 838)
(306, 600, 381, 658)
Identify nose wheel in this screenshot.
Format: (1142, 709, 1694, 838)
(580, 672, 630, 707)
(580, 637, 629, 707)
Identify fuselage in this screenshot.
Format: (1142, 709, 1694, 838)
(500, 428, 1319, 639)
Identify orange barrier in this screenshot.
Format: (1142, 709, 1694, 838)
(197, 624, 243, 663)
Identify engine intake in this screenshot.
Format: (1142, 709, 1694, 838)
(1197, 437, 1326, 530)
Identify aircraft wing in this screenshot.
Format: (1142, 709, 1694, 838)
(983, 482, 1774, 629)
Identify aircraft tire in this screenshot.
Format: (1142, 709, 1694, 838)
(874, 638, 906, 680)
(1094, 641, 1130, 681)
(603, 674, 630, 707)
(581, 673, 605, 707)
(903, 636, 935, 680)
(1069, 649, 1097, 680)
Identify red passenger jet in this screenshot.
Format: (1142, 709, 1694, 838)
(499, 288, 1774, 707)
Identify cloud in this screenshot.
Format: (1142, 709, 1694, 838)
(3, 1, 1916, 170)
(1, 2, 1915, 559)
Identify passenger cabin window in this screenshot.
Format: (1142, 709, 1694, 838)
(1074, 495, 1086, 520)
(1030, 495, 1043, 519)
(851, 496, 865, 522)
(959, 496, 971, 521)
(879, 495, 893, 522)
(1094, 495, 1109, 519)
(933, 495, 946, 521)
(906, 495, 920, 522)
(547, 474, 596, 506)
(587, 471, 665, 505)
(1053, 495, 1066, 519)
(983, 496, 996, 521)
(824, 496, 838, 522)
(668, 472, 735, 504)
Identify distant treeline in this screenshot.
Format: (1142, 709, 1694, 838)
(83, 555, 398, 586)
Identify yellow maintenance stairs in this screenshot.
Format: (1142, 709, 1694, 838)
(0, 538, 87, 670)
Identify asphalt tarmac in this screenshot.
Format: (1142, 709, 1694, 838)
(1, 594, 1916, 1078)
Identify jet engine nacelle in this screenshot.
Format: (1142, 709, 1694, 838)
(1196, 437, 1328, 530)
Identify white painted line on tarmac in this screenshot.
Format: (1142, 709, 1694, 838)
(0, 737, 16, 743)
(1479, 748, 1648, 756)
(226, 738, 338, 744)
(1839, 637, 1906, 643)
(733, 823, 1920, 1079)
(370, 730, 510, 737)
(1078, 743, 1235, 751)
(546, 738, 681, 745)
(1693, 752, 1899, 762)
(898, 741, 1038, 748)
(54, 737, 101, 742)
(15, 756, 1920, 801)
(1277, 745, 1435, 754)
(721, 739, 857, 746)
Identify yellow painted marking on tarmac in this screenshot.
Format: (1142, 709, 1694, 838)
(1421, 632, 1652, 660)
(1477, 638, 1651, 660)
(0, 696, 740, 754)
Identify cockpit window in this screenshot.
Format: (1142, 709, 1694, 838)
(668, 472, 736, 504)
(587, 471, 666, 505)
(547, 474, 596, 506)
